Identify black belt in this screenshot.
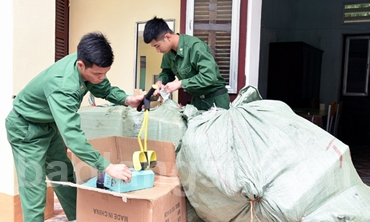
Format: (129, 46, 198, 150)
(199, 87, 228, 99)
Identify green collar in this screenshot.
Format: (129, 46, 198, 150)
(74, 58, 87, 90)
(168, 33, 184, 60)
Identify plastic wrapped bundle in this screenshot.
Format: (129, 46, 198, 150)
(79, 99, 187, 147)
(176, 85, 370, 221)
(121, 99, 187, 147)
(79, 105, 131, 140)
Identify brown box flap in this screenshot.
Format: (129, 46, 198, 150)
(72, 136, 177, 184)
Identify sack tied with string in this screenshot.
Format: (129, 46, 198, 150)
(176, 85, 370, 222)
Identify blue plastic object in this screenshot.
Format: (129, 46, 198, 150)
(104, 168, 155, 193)
(82, 177, 98, 188)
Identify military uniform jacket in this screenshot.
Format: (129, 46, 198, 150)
(12, 53, 129, 171)
(158, 34, 226, 96)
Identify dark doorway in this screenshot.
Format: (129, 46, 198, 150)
(340, 35, 370, 148)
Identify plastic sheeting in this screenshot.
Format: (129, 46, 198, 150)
(176, 85, 370, 222)
(79, 105, 130, 140)
(121, 99, 187, 147)
(79, 99, 187, 147)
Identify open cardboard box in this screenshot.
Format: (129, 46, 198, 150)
(49, 136, 186, 222)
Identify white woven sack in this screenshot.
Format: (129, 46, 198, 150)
(177, 85, 370, 222)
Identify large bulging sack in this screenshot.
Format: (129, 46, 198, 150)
(176, 85, 370, 221)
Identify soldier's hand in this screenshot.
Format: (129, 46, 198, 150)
(153, 81, 163, 96)
(125, 95, 144, 108)
(104, 163, 132, 182)
(164, 81, 182, 94)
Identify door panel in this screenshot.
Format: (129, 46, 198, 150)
(341, 35, 370, 146)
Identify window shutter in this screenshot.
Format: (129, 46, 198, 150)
(344, 3, 370, 23)
(193, 0, 232, 85)
(55, 0, 69, 61)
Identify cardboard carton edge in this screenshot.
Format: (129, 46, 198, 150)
(46, 180, 135, 202)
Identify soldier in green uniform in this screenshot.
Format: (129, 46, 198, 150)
(5, 32, 143, 222)
(143, 16, 230, 111)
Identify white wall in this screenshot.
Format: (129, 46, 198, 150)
(245, 0, 262, 88)
(0, 0, 15, 196)
(69, 0, 180, 106)
(13, 0, 55, 93)
(0, 0, 55, 196)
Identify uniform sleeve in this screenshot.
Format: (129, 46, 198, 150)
(47, 89, 110, 171)
(89, 78, 129, 105)
(181, 43, 219, 90)
(158, 56, 176, 84)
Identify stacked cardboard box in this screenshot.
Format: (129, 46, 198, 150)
(55, 136, 186, 222)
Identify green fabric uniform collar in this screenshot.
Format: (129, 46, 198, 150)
(168, 33, 185, 60)
(75, 59, 95, 92)
(74, 59, 88, 91)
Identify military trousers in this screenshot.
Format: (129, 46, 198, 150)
(5, 109, 77, 222)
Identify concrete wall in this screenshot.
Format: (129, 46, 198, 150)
(259, 0, 369, 105)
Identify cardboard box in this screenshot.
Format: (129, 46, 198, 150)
(77, 176, 185, 222)
(76, 136, 179, 179)
(52, 136, 186, 222)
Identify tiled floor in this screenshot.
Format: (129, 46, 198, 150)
(44, 194, 68, 222)
(44, 147, 370, 221)
(350, 146, 370, 186)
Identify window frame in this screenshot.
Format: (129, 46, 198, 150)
(342, 35, 370, 96)
(185, 0, 241, 93)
